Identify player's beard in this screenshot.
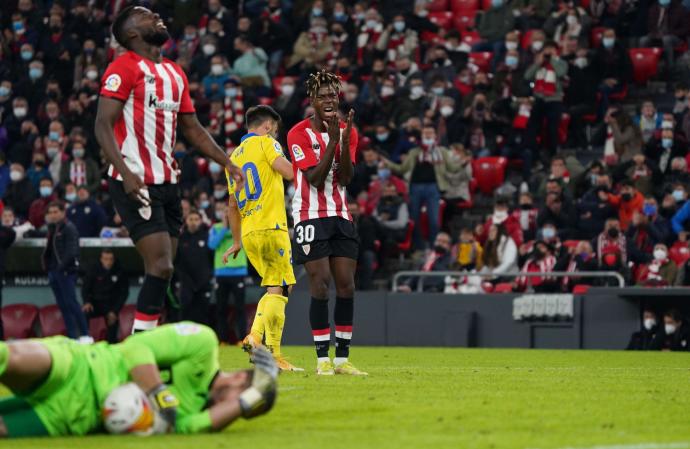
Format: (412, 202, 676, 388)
(141, 28, 170, 47)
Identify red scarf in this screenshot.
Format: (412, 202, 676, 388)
(597, 234, 627, 264)
(70, 160, 86, 186)
(513, 102, 532, 129)
(516, 255, 556, 289)
(417, 144, 442, 164)
(223, 90, 244, 151)
(533, 62, 557, 97)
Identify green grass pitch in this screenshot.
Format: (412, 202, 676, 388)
(6, 346, 690, 449)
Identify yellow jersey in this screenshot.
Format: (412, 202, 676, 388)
(226, 133, 288, 237)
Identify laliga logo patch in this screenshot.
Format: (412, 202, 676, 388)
(291, 144, 305, 161)
(274, 141, 283, 155)
(104, 74, 122, 92)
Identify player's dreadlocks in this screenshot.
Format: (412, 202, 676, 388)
(306, 70, 341, 98)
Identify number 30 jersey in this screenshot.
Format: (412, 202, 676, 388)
(226, 133, 288, 237)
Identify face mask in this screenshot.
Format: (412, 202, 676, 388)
(621, 192, 632, 202)
(355, 12, 366, 21)
(542, 227, 556, 239)
(200, 200, 210, 209)
(433, 245, 448, 254)
(49, 131, 60, 141)
(376, 132, 389, 141)
(381, 86, 394, 97)
(520, 203, 532, 210)
(213, 190, 226, 200)
(40, 186, 52, 197)
(65, 192, 76, 202)
(574, 57, 588, 68)
(211, 64, 223, 76)
(493, 210, 508, 223)
(225, 87, 238, 97)
(202, 44, 216, 56)
(590, 173, 598, 185)
(505, 55, 518, 67)
(422, 137, 435, 146)
(0, 86, 9, 98)
(644, 318, 656, 331)
(578, 252, 590, 260)
(45, 146, 59, 159)
(9, 170, 22, 182)
(410, 85, 424, 98)
(366, 19, 378, 29)
(29, 68, 43, 80)
(673, 189, 685, 202)
(643, 204, 657, 216)
(607, 228, 619, 238)
(459, 75, 470, 84)
(654, 249, 667, 261)
(215, 210, 224, 220)
(659, 0, 671, 6)
(86, 70, 98, 81)
(661, 120, 674, 129)
(665, 323, 677, 335)
(334, 11, 347, 21)
(84, 47, 95, 55)
(13, 21, 24, 32)
(185, 33, 196, 41)
(566, 15, 578, 25)
(378, 168, 391, 180)
(603, 37, 615, 49)
(72, 149, 85, 159)
(440, 106, 454, 117)
(417, 9, 428, 17)
(432, 87, 444, 96)
(209, 161, 222, 174)
(505, 41, 518, 51)
(393, 21, 405, 32)
(312, 8, 323, 16)
(491, 0, 503, 7)
(21, 50, 33, 61)
(275, 83, 294, 97)
(531, 41, 544, 52)
(662, 138, 673, 149)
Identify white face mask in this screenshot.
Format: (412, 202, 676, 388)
(9, 170, 22, 182)
(440, 106, 454, 117)
(211, 64, 224, 75)
(410, 85, 424, 99)
(213, 190, 225, 199)
(665, 323, 677, 335)
(644, 318, 656, 331)
(661, 120, 674, 129)
(203, 44, 217, 56)
(86, 70, 98, 81)
(14, 107, 27, 118)
(505, 41, 518, 51)
(531, 41, 544, 52)
(422, 137, 435, 146)
(493, 210, 508, 223)
(381, 86, 395, 97)
(566, 15, 578, 25)
(281, 84, 295, 96)
(46, 147, 59, 159)
(574, 57, 588, 68)
(653, 249, 667, 261)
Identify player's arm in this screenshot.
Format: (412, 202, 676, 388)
(304, 115, 340, 189)
(336, 109, 355, 186)
(272, 157, 294, 181)
(222, 193, 243, 263)
(264, 139, 294, 181)
(178, 113, 244, 188)
(95, 97, 150, 206)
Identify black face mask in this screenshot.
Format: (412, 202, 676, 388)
(141, 28, 170, 47)
(607, 228, 619, 238)
(50, 25, 62, 33)
(621, 193, 632, 201)
(434, 245, 447, 254)
(520, 203, 532, 210)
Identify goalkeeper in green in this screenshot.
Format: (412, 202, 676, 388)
(0, 322, 277, 437)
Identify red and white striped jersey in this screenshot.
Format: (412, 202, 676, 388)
(287, 118, 358, 225)
(99, 51, 195, 185)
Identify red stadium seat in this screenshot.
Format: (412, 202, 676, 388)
(462, 30, 481, 47)
(563, 240, 580, 250)
(469, 52, 492, 73)
(629, 48, 662, 85)
(428, 0, 450, 12)
(39, 305, 67, 337)
(472, 157, 508, 195)
(258, 97, 273, 105)
(453, 12, 477, 32)
(480, 0, 492, 9)
(429, 11, 453, 30)
(558, 113, 570, 145)
(669, 242, 690, 266)
(2, 304, 38, 339)
(118, 304, 137, 341)
(572, 284, 590, 294)
(493, 283, 513, 293)
(397, 220, 415, 256)
(89, 317, 108, 341)
(451, 0, 479, 13)
(420, 31, 444, 44)
(590, 27, 606, 49)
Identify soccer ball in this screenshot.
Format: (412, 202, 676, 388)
(102, 383, 170, 436)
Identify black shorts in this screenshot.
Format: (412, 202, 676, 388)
(108, 179, 183, 244)
(292, 217, 359, 264)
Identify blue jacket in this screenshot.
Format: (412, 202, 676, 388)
(671, 201, 690, 234)
(0, 164, 10, 198)
(207, 224, 248, 277)
(67, 200, 106, 238)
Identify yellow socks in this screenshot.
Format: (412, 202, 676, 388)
(263, 294, 288, 356)
(250, 294, 269, 340)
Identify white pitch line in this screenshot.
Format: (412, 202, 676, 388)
(530, 442, 690, 449)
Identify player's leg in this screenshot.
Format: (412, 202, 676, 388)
(304, 257, 334, 373)
(133, 232, 175, 332)
(241, 233, 268, 350)
(0, 341, 52, 394)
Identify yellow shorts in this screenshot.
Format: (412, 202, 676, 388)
(243, 229, 296, 287)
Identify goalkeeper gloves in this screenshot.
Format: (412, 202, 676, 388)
(148, 384, 179, 429)
(239, 347, 279, 419)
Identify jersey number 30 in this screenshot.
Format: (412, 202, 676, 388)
(236, 162, 262, 210)
(294, 224, 315, 244)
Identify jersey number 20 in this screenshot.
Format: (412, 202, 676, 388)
(236, 162, 262, 209)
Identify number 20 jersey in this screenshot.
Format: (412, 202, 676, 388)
(226, 134, 288, 237)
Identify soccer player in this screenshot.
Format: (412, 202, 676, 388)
(0, 322, 278, 437)
(222, 105, 301, 372)
(94, 6, 243, 333)
(287, 71, 367, 376)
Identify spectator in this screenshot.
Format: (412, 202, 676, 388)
(513, 240, 558, 292)
(544, 3, 591, 48)
(637, 243, 678, 286)
(383, 125, 462, 250)
(652, 309, 690, 351)
(451, 227, 484, 271)
(639, 0, 687, 74)
(0, 216, 15, 340)
(593, 217, 628, 266)
(512, 192, 539, 242)
(514, 0, 552, 30)
(376, 13, 418, 63)
(4, 163, 36, 219)
(479, 198, 524, 247)
(592, 28, 632, 119)
(66, 186, 106, 238)
(473, 0, 516, 53)
(558, 240, 599, 292)
(81, 248, 128, 343)
(208, 201, 249, 344)
(273, 77, 304, 131)
(671, 198, 690, 236)
(627, 309, 662, 350)
(15, 59, 46, 111)
(606, 108, 642, 164)
(441, 144, 473, 228)
(644, 127, 686, 175)
(26, 152, 51, 190)
(537, 192, 577, 240)
(635, 100, 663, 145)
(397, 232, 453, 293)
(231, 35, 270, 95)
(478, 224, 518, 280)
(203, 54, 230, 101)
(0, 153, 11, 199)
(373, 181, 410, 261)
(602, 179, 644, 231)
(28, 177, 57, 229)
(618, 154, 656, 197)
(175, 210, 213, 325)
(348, 199, 378, 290)
(41, 201, 90, 341)
(288, 16, 333, 73)
(59, 140, 100, 195)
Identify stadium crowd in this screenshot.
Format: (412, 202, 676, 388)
(1, 0, 690, 297)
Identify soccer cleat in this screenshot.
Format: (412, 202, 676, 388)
(316, 359, 335, 376)
(241, 333, 264, 362)
(334, 361, 368, 376)
(274, 355, 304, 372)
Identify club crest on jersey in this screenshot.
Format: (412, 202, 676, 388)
(302, 244, 311, 255)
(147, 94, 179, 112)
(291, 144, 305, 161)
(104, 74, 122, 92)
(145, 75, 156, 84)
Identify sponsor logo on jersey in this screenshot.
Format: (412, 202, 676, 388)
(174, 322, 201, 335)
(292, 144, 305, 161)
(147, 94, 180, 112)
(312, 144, 320, 150)
(145, 75, 156, 84)
(104, 74, 122, 92)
